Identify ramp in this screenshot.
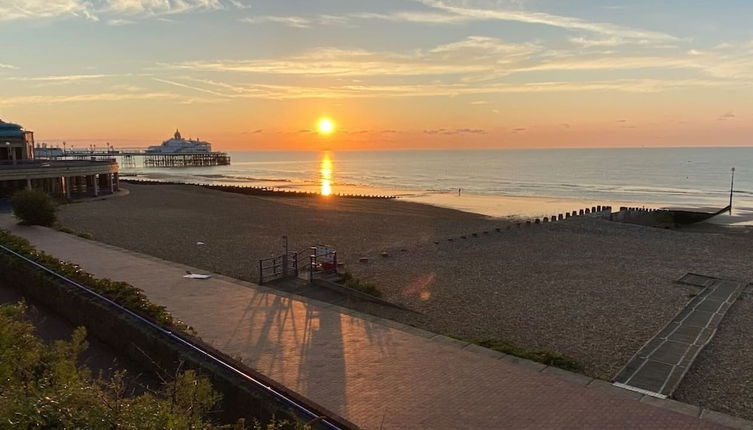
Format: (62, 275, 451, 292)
(613, 276, 745, 398)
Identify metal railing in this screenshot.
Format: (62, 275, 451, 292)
(0, 242, 342, 430)
(308, 248, 338, 283)
(258, 252, 298, 285)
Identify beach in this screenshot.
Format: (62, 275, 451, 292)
(58, 182, 753, 419)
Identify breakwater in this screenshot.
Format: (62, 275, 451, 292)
(121, 179, 398, 199)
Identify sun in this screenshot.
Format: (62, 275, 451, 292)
(317, 117, 335, 135)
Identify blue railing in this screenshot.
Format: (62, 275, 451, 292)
(0, 242, 343, 430)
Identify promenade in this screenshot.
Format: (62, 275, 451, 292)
(0, 216, 743, 429)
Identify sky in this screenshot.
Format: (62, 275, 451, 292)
(0, 0, 752, 151)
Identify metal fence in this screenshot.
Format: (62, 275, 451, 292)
(258, 252, 298, 285)
(308, 247, 338, 283)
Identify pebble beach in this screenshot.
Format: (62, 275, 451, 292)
(58, 182, 753, 420)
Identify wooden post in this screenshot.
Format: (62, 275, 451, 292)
(258, 260, 264, 284)
(730, 167, 735, 214)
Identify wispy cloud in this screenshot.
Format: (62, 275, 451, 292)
(241, 14, 351, 28)
(718, 112, 736, 121)
(424, 128, 486, 135)
(415, 0, 679, 43)
(7, 74, 113, 82)
(0, 92, 187, 107)
(241, 16, 313, 28)
(0, 63, 17, 69)
(161, 33, 753, 87)
(163, 46, 493, 77)
(0, 0, 248, 22)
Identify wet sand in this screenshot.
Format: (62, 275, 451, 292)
(56, 182, 753, 420)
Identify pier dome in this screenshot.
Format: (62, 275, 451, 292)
(0, 119, 24, 138)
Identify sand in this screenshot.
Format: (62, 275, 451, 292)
(57, 182, 753, 419)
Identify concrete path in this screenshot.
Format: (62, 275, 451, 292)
(0, 217, 742, 429)
(614, 274, 745, 398)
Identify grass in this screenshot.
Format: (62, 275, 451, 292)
(340, 271, 383, 298)
(450, 335, 583, 372)
(54, 223, 94, 240)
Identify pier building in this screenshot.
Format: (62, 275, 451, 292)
(0, 119, 119, 199)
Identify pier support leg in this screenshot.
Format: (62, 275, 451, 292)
(26, 178, 32, 190)
(90, 175, 99, 197)
(65, 177, 72, 199)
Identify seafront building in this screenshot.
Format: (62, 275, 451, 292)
(0, 119, 119, 199)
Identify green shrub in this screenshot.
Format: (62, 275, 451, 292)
(0, 303, 221, 429)
(0, 229, 192, 333)
(11, 188, 56, 226)
(474, 338, 583, 372)
(340, 271, 383, 298)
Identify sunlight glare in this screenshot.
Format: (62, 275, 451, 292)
(317, 117, 335, 135)
(320, 151, 333, 196)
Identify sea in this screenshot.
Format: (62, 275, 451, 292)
(119, 147, 753, 224)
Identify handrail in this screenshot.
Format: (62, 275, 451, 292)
(0, 242, 343, 430)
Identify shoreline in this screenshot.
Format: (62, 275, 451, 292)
(120, 176, 753, 226)
(120, 176, 651, 218)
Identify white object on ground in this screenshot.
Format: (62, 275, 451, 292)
(196, 241, 205, 245)
(184, 271, 211, 279)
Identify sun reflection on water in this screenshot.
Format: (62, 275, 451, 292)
(320, 151, 333, 196)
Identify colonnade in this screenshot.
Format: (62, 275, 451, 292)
(24, 172, 119, 199)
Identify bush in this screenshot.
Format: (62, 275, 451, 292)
(11, 189, 56, 226)
(0, 229, 192, 333)
(474, 338, 583, 372)
(340, 271, 383, 298)
(0, 302, 222, 429)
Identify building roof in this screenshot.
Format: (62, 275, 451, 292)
(0, 119, 24, 138)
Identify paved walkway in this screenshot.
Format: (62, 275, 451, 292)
(0, 217, 740, 429)
(614, 274, 745, 398)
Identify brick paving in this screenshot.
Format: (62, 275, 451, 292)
(0, 217, 735, 429)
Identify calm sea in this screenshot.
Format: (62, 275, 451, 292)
(120, 148, 753, 219)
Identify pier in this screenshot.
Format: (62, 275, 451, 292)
(40, 150, 231, 168)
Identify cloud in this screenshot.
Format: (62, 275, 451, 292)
(351, 11, 470, 25)
(512, 127, 527, 132)
(107, 18, 135, 25)
(415, 0, 678, 43)
(0, 0, 246, 22)
(424, 128, 486, 135)
(7, 74, 113, 82)
(0, 92, 186, 107)
(0, 63, 17, 69)
(241, 14, 351, 28)
(241, 16, 312, 28)
(164, 46, 493, 77)
(718, 112, 736, 121)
